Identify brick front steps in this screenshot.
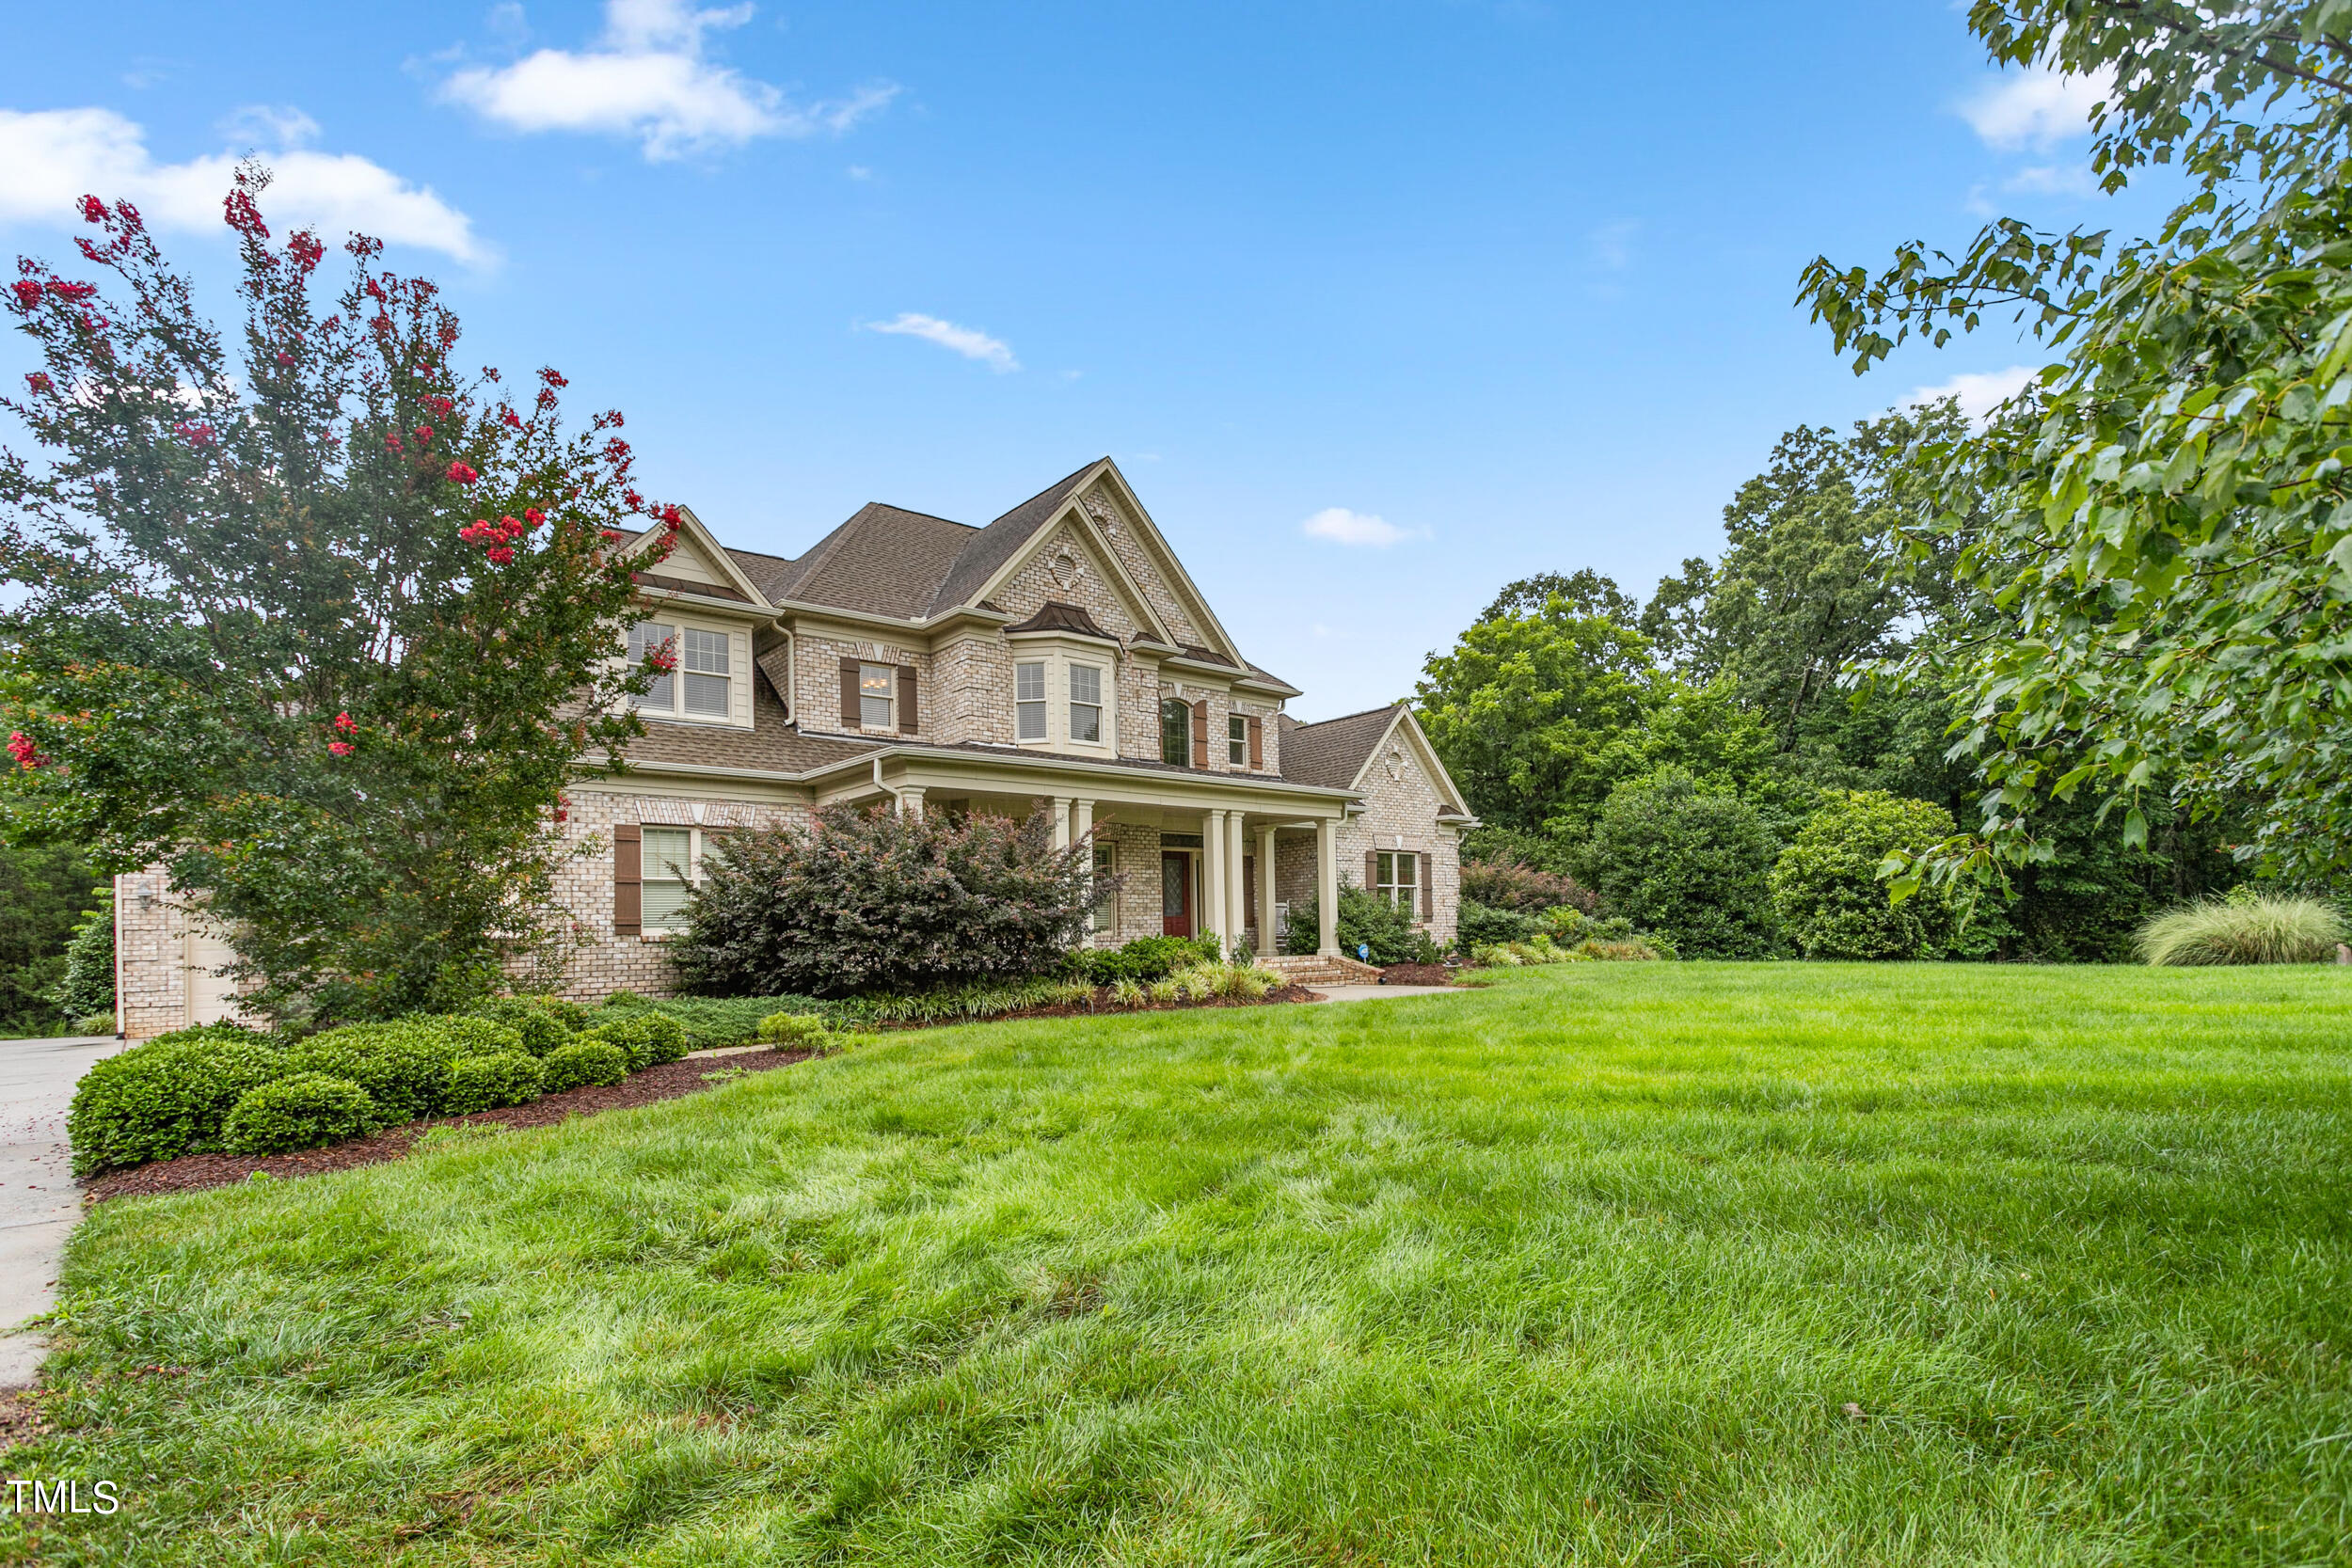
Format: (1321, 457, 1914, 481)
(1258, 953, 1384, 988)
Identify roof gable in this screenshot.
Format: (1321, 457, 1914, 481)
(1278, 704, 1470, 816)
(775, 503, 977, 621)
(627, 506, 771, 605)
(927, 460, 1101, 617)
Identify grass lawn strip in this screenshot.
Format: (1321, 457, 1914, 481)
(11, 962, 2352, 1564)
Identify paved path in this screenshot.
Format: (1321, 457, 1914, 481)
(1304, 984, 1466, 1005)
(1, 1035, 121, 1390)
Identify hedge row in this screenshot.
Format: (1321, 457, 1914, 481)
(68, 999, 694, 1174)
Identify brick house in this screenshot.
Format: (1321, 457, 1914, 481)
(114, 458, 1474, 1032)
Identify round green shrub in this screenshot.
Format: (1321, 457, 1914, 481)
(541, 1039, 628, 1093)
(422, 1016, 527, 1061)
(586, 1013, 689, 1069)
(221, 1073, 379, 1155)
(757, 1011, 829, 1047)
(442, 1053, 545, 1114)
(280, 1023, 455, 1122)
(67, 1032, 286, 1175)
(1769, 791, 1989, 961)
(516, 993, 589, 1033)
(467, 997, 571, 1056)
(1581, 768, 1780, 958)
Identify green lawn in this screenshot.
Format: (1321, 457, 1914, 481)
(15, 964, 2352, 1565)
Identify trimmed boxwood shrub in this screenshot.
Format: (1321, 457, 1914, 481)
(466, 997, 571, 1056)
(221, 1073, 379, 1155)
(281, 1023, 456, 1122)
(542, 1039, 628, 1093)
(429, 1016, 528, 1060)
(442, 1053, 545, 1114)
(585, 1013, 689, 1070)
(67, 1028, 285, 1175)
(1068, 935, 1219, 985)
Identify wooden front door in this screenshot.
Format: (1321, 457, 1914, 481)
(1160, 850, 1194, 937)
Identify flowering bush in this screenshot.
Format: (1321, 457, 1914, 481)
(674, 803, 1102, 998)
(0, 166, 678, 1022)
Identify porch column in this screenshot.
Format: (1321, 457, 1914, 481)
(1201, 809, 1227, 942)
(1255, 825, 1278, 956)
(1072, 798, 1094, 846)
(1050, 795, 1073, 851)
(1225, 811, 1247, 948)
(1315, 816, 1340, 957)
(898, 785, 926, 818)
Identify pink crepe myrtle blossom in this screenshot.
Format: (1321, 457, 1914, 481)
(485, 546, 516, 565)
(8, 280, 43, 311)
(6, 732, 46, 769)
(645, 640, 678, 673)
(328, 739, 354, 756)
(413, 425, 433, 447)
(445, 460, 478, 485)
(333, 712, 358, 735)
(175, 421, 216, 448)
(24, 372, 53, 396)
(80, 195, 107, 224)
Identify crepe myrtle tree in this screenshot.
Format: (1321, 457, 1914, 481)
(0, 166, 686, 1022)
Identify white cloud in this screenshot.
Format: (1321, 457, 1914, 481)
(1959, 64, 2115, 151)
(1301, 507, 1412, 547)
(865, 312, 1018, 372)
(2004, 162, 2096, 197)
(1906, 365, 2039, 422)
(442, 0, 898, 161)
(1587, 218, 1636, 271)
(0, 106, 485, 262)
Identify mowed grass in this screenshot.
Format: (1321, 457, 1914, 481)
(14, 964, 2352, 1566)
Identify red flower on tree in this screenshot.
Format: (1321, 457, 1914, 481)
(328, 740, 354, 757)
(24, 372, 52, 396)
(6, 732, 46, 769)
(445, 460, 478, 485)
(79, 196, 107, 224)
(175, 421, 217, 448)
(8, 280, 43, 311)
(333, 712, 358, 735)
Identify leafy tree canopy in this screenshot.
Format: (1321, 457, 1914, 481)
(0, 166, 674, 1022)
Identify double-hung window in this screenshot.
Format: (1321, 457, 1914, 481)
(859, 662, 895, 729)
(642, 826, 700, 932)
(1375, 850, 1420, 916)
(1069, 664, 1104, 743)
(681, 628, 729, 716)
(1090, 843, 1116, 933)
(628, 621, 675, 710)
(1228, 714, 1248, 766)
(1161, 698, 1190, 766)
(1016, 661, 1047, 740)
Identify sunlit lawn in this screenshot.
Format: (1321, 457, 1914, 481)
(13, 962, 2352, 1565)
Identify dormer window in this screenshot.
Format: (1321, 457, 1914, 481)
(629, 618, 742, 724)
(681, 628, 730, 717)
(1070, 664, 1103, 743)
(628, 621, 675, 709)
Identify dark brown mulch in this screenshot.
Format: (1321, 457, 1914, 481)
(1377, 963, 1463, 987)
(867, 983, 1322, 1029)
(82, 1048, 818, 1205)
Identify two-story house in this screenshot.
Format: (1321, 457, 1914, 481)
(114, 458, 1474, 1031)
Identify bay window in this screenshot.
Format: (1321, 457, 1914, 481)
(1070, 664, 1103, 743)
(1016, 661, 1047, 740)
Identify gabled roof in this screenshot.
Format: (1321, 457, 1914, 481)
(1278, 705, 1405, 789)
(927, 460, 1100, 617)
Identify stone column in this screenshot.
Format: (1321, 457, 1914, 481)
(1315, 816, 1340, 957)
(1072, 798, 1094, 846)
(898, 785, 926, 818)
(1202, 809, 1227, 941)
(1255, 825, 1278, 957)
(1050, 795, 1073, 851)
(1225, 811, 1247, 951)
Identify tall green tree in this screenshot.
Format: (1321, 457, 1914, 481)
(0, 840, 101, 1032)
(1415, 585, 1656, 836)
(0, 168, 670, 1022)
(1801, 0, 2352, 886)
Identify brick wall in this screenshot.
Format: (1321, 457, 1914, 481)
(789, 630, 933, 740)
(547, 786, 810, 1000)
(114, 870, 183, 1039)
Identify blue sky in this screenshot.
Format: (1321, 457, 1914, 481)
(1, 1, 2172, 718)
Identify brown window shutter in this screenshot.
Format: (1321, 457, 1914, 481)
(1364, 849, 1378, 893)
(898, 666, 918, 733)
(1190, 700, 1208, 768)
(1248, 715, 1263, 768)
(1420, 851, 1434, 921)
(839, 657, 861, 726)
(612, 824, 642, 936)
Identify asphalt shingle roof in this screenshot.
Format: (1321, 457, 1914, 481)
(926, 460, 1102, 616)
(625, 673, 880, 775)
(1277, 704, 1403, 789)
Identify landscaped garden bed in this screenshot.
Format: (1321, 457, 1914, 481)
(80, 1045, 820, 1202)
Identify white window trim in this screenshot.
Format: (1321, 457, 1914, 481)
(1089, 842, 1117, 938)
(1006, 635, 1118, 754)
(640, 825, 709, 938)
(858, 660, 898, 734)
(1375, 849, 1421, 920)
(627, 611, 751, 729)
(1228, 711, 1248, 767)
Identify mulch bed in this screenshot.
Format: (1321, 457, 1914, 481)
(1377, 963, 1466, 987)
(82, 1048, 818, 1205)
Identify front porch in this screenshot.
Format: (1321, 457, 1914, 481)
(805, 749, 1357, 958)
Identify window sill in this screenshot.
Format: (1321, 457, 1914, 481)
(636, 712, 750, 730)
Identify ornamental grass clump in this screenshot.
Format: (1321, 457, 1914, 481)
(220, 1073, 378, 1156)
(2135, 896, 2347, 966)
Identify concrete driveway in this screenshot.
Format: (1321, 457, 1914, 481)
(1, 1034, 122, 1390)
